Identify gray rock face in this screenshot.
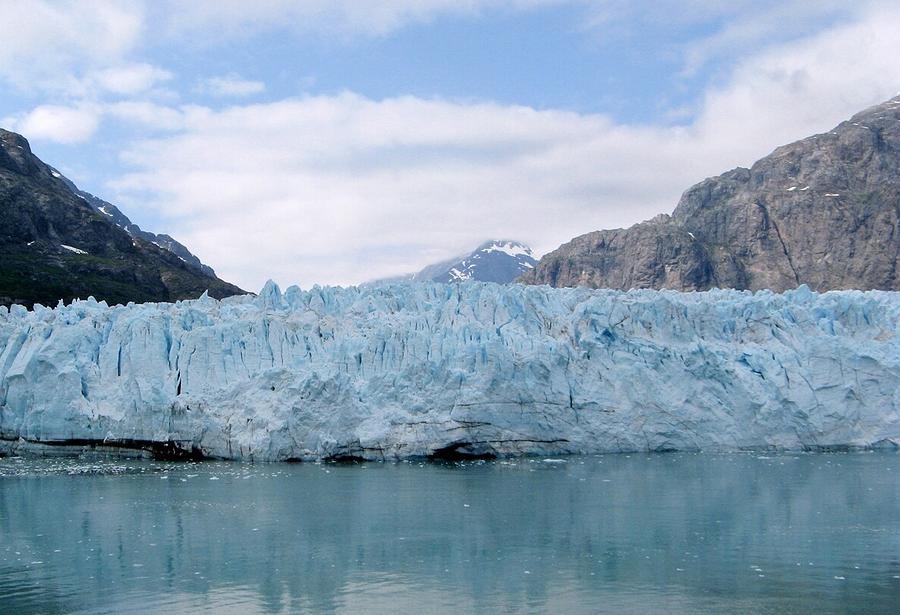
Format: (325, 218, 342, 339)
(50, 170, 218, 279)
(0, 128, 245, 308)
(523, 96, 900, 292)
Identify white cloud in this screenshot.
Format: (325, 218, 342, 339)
(693, 4, 900, 165)
(10, 105, 101, 144)
(0, 0, 144, 91)
(91, 63, 173, 95)
(105, 101, 186, 130)
(0, 0, 884, 99)
(110, 95, 637, 289)
(159, 0, 569, 38)
(199, 74, 266, 98)
(107, 5, 900, 292)
(6, 99, 197, 145)
(7, 100, 189, 144)
(580, 0, 892, 78)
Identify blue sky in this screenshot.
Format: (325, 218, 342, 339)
(2, 1, 899, 290)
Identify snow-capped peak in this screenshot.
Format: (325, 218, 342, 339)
(372, 239, 539, 285)
(479, 240, 533, 258)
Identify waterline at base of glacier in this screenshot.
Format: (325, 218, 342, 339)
(1, 282, 898, 461)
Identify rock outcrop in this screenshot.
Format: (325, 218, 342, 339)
(0, 128, 245, 308)
(50, 168, 219, 279)
(523, 95, 900, 292)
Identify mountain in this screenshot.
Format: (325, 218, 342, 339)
(0, 128, 245, 308)
(522, 95, 900, 292)
(49, 169, 217, 278)
(376, 240, 538, 285)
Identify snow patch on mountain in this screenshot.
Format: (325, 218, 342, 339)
(481, 241, 533, 258)
(60, 244, 88, 255)
(47, 166, 218, 279)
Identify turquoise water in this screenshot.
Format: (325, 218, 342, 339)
(0, 452, 897, 614)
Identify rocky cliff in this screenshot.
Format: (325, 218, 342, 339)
(0, 128, 245, 308)
(50, 168, 219, 279)
(523, 96, 900, 291)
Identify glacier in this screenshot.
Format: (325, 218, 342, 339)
(0, 282, 898, 461)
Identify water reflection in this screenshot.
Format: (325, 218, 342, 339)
(0, 453, 898, 614)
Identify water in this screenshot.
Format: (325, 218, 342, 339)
(0, 452, 897, 614)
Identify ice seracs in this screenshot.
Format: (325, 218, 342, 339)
(0, 282, 898, 460)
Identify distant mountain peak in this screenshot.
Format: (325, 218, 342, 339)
(372, 239, 538, 285)
(475, 239, 533, 258)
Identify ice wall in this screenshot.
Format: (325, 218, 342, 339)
(1, 282, 898, 460)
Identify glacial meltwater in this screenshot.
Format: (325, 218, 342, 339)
(1, 453, 898, 614)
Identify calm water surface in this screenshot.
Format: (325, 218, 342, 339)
(0, 452, 898, 614)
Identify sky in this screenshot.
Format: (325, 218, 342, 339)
(2, 1, 899, 291)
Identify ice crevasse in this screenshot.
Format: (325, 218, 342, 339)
(0, 281, 898, 460)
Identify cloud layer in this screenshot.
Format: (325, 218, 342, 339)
(198, 74, 266, 98)
(104, 4, 900, 291)
(157, 0, 568, 38)
(13, 104, 101, 144)
(0, 0, 144, 91)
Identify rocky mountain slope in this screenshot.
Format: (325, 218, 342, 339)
(50, 168, 217, 278)
(0, 128, 245, 308)
(523, 95, 900, 292)
(375, 240, 538, 285)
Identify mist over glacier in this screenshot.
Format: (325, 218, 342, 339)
(1, 282, 898, 460)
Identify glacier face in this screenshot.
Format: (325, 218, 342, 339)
(0, 282, 898, 460)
